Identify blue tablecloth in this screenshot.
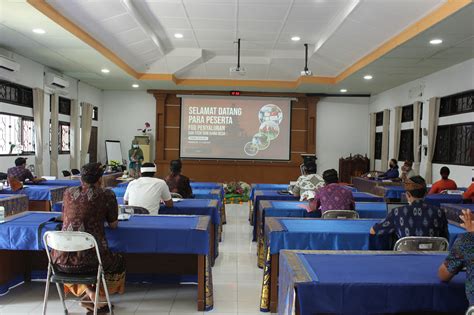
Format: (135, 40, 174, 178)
(117, 181, 130, 188)
(36, 180, 81, 187)
(382, 185, 406, 199)
(279, 251, 468, 315)
(159, 199, 220, 225)
(265, 218, 464, 255)
(192, 189, 221, 200)
(0, 212, 210, 255)
(0, 185, 66, 201)
(354, 202, 388, 219)
(250, 184, 288, 200)
(111, 186, 127, 197)
(352, 192, 384, 202)
(425, 193, 464, 207)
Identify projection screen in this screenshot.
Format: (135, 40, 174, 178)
(179, 95, 292, 160)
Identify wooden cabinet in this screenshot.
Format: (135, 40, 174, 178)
(338, 154, 369, 184)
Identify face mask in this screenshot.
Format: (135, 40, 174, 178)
(133, 145, 138, 148)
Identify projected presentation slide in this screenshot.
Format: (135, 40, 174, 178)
(180, 96, 292, 160)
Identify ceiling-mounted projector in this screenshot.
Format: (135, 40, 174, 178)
(230, 66, 246, 76)
(300, 69, 312, 76)
(230, 38, 246, 76)
(300, 43, 313, 77)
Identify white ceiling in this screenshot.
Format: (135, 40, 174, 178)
(0, 0, 472, 93)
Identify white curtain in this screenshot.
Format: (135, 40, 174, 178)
(381, 109, 390, 171)
(425, 97, 440, 184)
(369, 113, 376, 170)
(80, 102, 94, 167)
(50, 93, 59, 177)
(70, 99, 79, 170)
(413, 101, 422, 174)
(32, 88, 44, 177)
(392, 106, 402, 162)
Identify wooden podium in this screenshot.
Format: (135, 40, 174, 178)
(338, 154, 370, 184)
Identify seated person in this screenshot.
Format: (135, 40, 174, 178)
(7, 157, 44, 183)
(309, 169, 354, 215)
(464, 181, 474, 203)
(290, 159, 324, 200)
(429, 166, 457, 194)
(164, 160, 193, 198)
(438, 209, 474, 305)
(124, 163, 173, 214)
(378, 158, 400, 179)
(400, 160, 416, 182)
(51, 163, 125, 312)
(370, 175, 449, 240)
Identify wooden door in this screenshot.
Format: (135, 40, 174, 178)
(88, 126, 98, 163)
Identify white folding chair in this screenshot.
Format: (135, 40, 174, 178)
(42, 231, 113, 315)
(171, 192, 183, 199)
(393, 236, 449, 252)
(321, 210, 359, 219)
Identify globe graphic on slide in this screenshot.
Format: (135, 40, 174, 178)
(252, 132, 270, 150)
(258, 104, 283, 125)
(259, 121, 280, 141)
(244, 142, 259, 156)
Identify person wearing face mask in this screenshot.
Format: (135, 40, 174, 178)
(370, 175, 449, 242)
(378, 158, 400, 180)
(128, 140, 144, 178)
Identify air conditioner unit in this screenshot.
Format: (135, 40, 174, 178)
(45, 73, 70, 89)
(0, 56, 20, 72)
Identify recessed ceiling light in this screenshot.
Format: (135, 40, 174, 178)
(101, 68, 110, 74)
(132, 84, 139, 88)
(291, 36, 301, 41)
(340, 89, 347, 93)
(174, 33, 183, 39)
(429, 38, 443, 45)
(32, 28, 46, 34)
(364, 75, 373, 80)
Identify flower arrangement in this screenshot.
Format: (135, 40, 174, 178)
(224, 181, 250, 204)
(109, 160, 122, 172)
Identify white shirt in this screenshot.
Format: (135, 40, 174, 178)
(124, 177, 172, 215)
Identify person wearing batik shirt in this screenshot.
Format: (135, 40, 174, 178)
(370, 175, 449, 240)
(291, 159, 324, 201)
(7, 157, 44, 183)
(308, 169, 354, 214)
(439, 208, 474, 305)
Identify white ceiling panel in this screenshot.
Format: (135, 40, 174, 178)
(238, 4, 290, 21)
(183, 3, 236, 20)
(144, 2, 187, 18)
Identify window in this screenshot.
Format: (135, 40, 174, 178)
(49, 121, 70, 154)
(439, 90, 474, 117)
(93, 106, 98, 121)
(0, 80, 33, 108)
(375, 112, 383, 126)
(398, 129, 422, 162)
(375, 132, 382, 160)
(58, 97, 71, 115)
(433, 123, 474, 166)
(59, 122, 70, 153)
(0, 113, 35, 155)
(401, 105, 413, 122)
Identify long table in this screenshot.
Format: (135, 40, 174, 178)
(0, 194, 29, 217)
(352, 177, 401, 195)
(0, 185, 67, 211)
(279, 250, 468, 315)
(259, 217, 465, 313)
(424, 193, 464, 207)
(0, 212, 214, 311)
(36, 179, 81, 187)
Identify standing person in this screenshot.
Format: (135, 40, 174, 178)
(128, 141, 143, 178)
(164, 160, 193, 198)
(428, 166, 458, 194)
(370, 176, 449, 240)
(290, 159, 324, 200)
(438, 209, 474, 306)
(308, 169, 354, 215)
(400, 160, 416, 182)
(124, 163, 173, 214)
(378, 158, 400, 179)
(51, 163, 125, 313)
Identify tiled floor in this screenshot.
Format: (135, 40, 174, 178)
(0, 204, 263, 314)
